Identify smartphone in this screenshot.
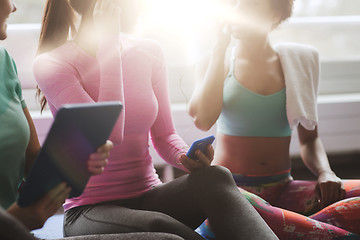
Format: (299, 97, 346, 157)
(186, 135, 215, 160)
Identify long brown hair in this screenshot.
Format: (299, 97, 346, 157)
(37, 0, 76, 112)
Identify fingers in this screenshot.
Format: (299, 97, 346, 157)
(48, 183, 71, 205)
(180, 155, 199, 172)
(331, 181, 344, 204)
(88, 159, 108, 175)
(319, 183, 328, 208)
(90, 150, 110, 160)
(42, 183, 67, 206)
(205, 144, 215, 163)
(97, 140, 114, 153)
(49, 185, 71, 215)
(180, 153, 210, 173)
(332, 183, 340, 204)
(20, 183, 71, 230)
(88, 152, 109, 174)
(318, 181, 345, 208)
(88, 141, 113, 175)
(339, 184, 346, 200)
(88, 158, 108, 168)
(180, 145, 214, 173)
(196, 149, 212, 166)
(87, 156, 108, 175)
(49, 194, 70, 218)
(37, 183, 71, 215)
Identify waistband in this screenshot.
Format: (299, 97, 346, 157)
(232, 169, 292, 186)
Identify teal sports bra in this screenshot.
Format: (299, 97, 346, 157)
(217, 49, 292, 137)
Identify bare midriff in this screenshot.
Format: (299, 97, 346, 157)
(213, 132, 292, 175)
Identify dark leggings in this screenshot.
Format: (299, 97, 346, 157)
(64, 166, 278, 240)
(0, 208, 184, 240)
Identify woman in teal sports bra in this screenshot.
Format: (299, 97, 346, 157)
(189, 0, 360, 239)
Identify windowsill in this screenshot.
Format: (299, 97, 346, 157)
(289, 15, 360, 25)
(29, 92, 360, 117)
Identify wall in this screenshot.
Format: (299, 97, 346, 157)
(2, 24, 360, 168)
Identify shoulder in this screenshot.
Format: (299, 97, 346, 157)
(276, 43, 320, 88)
(0, 46, 8, 58)
(0, 45, 9, 58)
(275, 42, 319, 78)
(33, 43, 79, 81)
(0, 46, 23, 97)
(0, 46, 15, 67)
(133, 37, 164, 54)
(0, 46, 18, 78)
(127, 37, 165, 64)
(275, 42, 319, 63)
(34, 42, 77, 66)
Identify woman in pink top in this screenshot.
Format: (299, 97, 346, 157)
(33, 0, 277, 239)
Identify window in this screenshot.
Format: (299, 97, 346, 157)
(272, 1, 360, 96)
(273, 0, 360, 59)
(143, 0, 360, 101)
(293, 0, 360, 17)
(6, 0, 360, 104)
(8, 0, 45, 24)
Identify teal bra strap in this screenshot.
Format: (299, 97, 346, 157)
(230, 47, 236, 75)
(225, 47, 236, 85)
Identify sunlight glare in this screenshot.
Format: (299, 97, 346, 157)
(140, 0, 231, 62)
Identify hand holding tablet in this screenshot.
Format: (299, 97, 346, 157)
(17, 102, 122, 207)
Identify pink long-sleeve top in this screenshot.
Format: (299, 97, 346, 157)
(33, 36, 189, 211)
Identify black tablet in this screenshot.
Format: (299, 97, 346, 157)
(17, 101, 122, 207)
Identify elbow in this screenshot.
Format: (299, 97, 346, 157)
(193, 117, 215, 132)
(187, 102, 216, 131)
(187, 99, 198, 119)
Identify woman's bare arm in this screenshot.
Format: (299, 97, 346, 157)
(298, 125, 345, 208)
(188, 25, 231, 131)
(23, 107, 41, 177)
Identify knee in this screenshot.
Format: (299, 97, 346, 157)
(147, 213, 183, 232)
(205, 165, 233, 181)
(190, 165, 235, 188)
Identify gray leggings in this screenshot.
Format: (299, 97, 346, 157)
(64, 166, 278, 240)
(0, 208, 182, 240)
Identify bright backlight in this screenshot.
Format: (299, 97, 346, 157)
(139, 0, 229, 63)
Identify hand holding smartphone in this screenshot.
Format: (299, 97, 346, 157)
(186, 136, 215, 160)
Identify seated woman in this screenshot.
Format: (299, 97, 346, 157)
(188, 0, 360, 239)
(0, 1, 186, 240)
(33, 0, 278, 239)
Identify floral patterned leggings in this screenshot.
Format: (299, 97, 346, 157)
(197, 170, 360, 239)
